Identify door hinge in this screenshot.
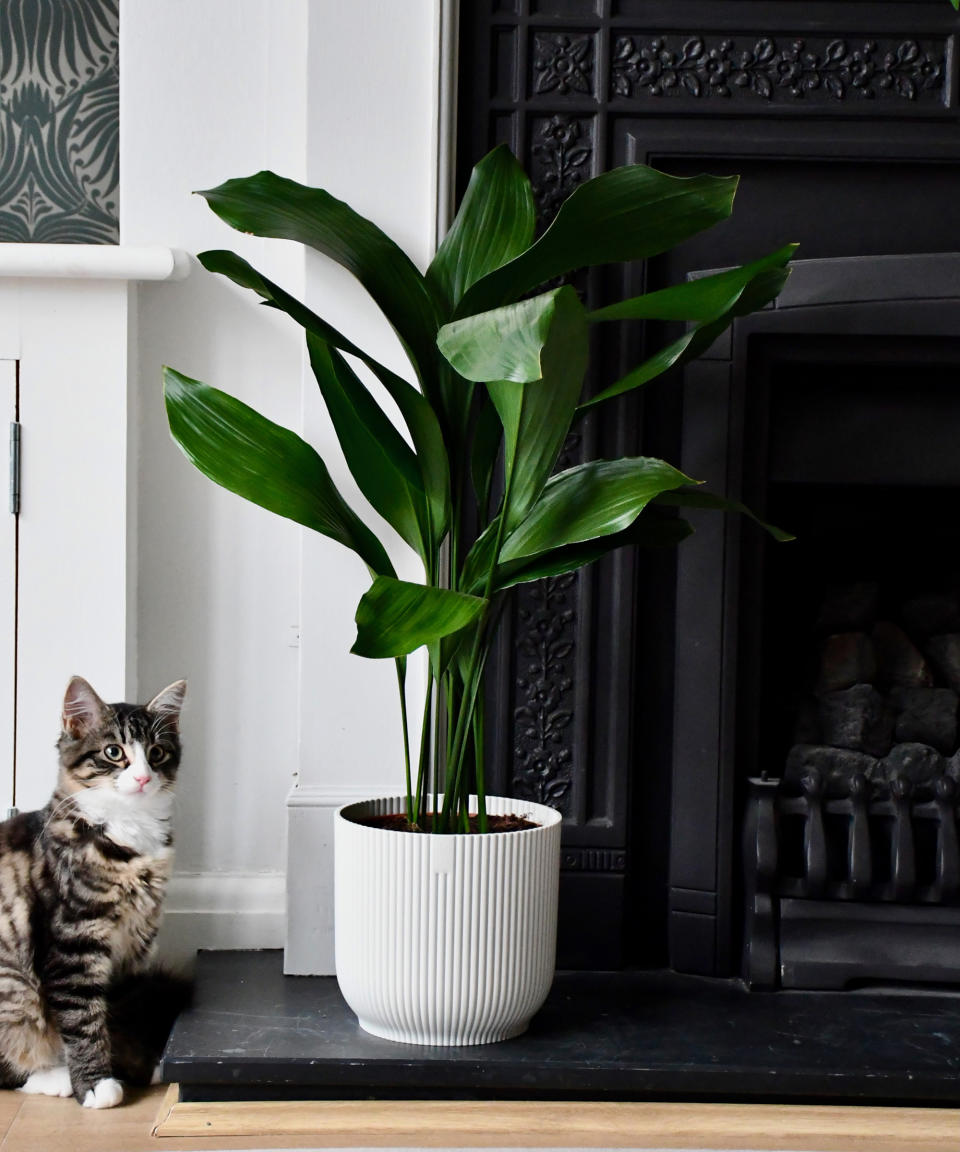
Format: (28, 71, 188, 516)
(9, 422, 19, 515)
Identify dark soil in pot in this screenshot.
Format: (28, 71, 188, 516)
(353, 813, 539, 834)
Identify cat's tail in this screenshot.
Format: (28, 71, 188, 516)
(107, 968, 192, 1086)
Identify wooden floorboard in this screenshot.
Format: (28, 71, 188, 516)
(0, 1083, 957, 1150)
(0, 1093, 21, 1147)
(0, 1085, 343, 1151)
(154, 1088, 960, 1151)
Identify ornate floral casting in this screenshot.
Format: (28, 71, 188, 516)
(530, 114, 592, 222)
(512, 574, 577, 812)
(611, 35, 946, 103)
(0, 0, 119, 242)
(533, 32, 594, 96)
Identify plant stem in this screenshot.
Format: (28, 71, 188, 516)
(395, 659, 413, 825)
(441, 625, 489, 831)
(432, 671, 447, 833)
(414, 673, 433, 827)
(472, 696, 487, 834)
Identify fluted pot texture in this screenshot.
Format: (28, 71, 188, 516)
(335, 795, 562, 1045)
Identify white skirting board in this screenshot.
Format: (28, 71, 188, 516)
(284, 783, 395, 975)
(157, 872, 286, 970)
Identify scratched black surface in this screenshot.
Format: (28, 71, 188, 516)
(162, 950, 960, 1102)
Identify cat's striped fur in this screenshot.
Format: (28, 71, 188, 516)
(0, 676, 186, 1108)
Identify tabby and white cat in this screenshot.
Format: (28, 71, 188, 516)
(0, 676, 186, 1108)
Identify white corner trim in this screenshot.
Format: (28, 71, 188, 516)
(435, 0, 459, 246)
(285, 785, 396, 975)
(0, 244, 192, 281)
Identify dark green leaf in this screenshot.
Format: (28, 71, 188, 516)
(581, 263, 792, 411)
(438, 288, 572, 383)
(588, 243, 798, 323)
(654, 486, 795, 542)
(459, 516, 501, 596)
(439, 286, 589, 537)
(494, 512, 694, 591)
(306, 334, 430, 558)
(499, 457, 695, 564)
(470, 396, 503, 517)
(198, 249, 449, 543)
(352, 577, 487, 659)
(196, 172, 442, 386)
(458, 167, 738, 316)
(163, 367, 394, 576)
(427, 145, 536, 311)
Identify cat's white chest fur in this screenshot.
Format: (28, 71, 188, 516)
(73, 787, 174, 857)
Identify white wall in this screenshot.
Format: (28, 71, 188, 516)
(285, 0, 442, 974)
(121, 0, 308, 958)
(120, 0, 443, 966)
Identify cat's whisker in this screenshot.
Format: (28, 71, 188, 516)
(43, 793, 78, 822)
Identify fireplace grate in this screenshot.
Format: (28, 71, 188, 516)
(744, 772, 960, 989)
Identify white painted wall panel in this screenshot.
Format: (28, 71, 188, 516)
(121, 0, 308, 878)
(120, 0, 443, 961)
(0, 281, 131, 815)
(298, 0, 441, 795)
(0, 362, 15, 810)
(287, 0, 442, 973)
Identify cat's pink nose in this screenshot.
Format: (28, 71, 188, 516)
(134, 774, 150, 786)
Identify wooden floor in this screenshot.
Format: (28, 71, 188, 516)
(0, 1083, 957, 1151)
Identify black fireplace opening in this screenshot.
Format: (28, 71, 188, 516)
(734, 332, 960, 989)
(743, 335, 960, 780)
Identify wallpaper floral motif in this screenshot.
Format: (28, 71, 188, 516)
(0, 0, 118, 243)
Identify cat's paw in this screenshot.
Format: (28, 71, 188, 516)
(18, 1065, 72, 1097)
(81, 1077, 124, 1109)
(150, 1062, 164, 1086)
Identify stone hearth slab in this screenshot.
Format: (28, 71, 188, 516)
(163, 950, 960, 1103)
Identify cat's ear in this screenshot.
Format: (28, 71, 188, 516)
(62, 676, 108, 738)
(147, 680, 187, 726)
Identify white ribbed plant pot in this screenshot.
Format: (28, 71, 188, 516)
(335, 794, 562, 1045)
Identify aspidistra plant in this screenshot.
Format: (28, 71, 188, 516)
(164, 146, 795, 833)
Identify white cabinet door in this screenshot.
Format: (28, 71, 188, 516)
(0, 361, 16, 812)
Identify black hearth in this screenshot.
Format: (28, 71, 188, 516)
(671, 254, 960, 984)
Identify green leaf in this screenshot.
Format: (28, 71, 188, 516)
(494, 512, 694, 591)
(438, 288, 570, 384)
(581, 261, 793, 411)
(457, 167, 739, 316)
(427, 145, 536, 311)
(654, 486, 795, 542)
(499, 457, 696, 564)
(588, 243, 798, 323)
(306, 334, 430, 559)
(439, 286, 589, 536)
(470, 396, 503, 517)
(198, 249, 450, 544)
(196, 172, 442, 386)
(163, 367, 394, 577)
(352, 577, 487, 659)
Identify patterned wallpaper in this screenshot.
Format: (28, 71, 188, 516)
(0, 0, 118, 243)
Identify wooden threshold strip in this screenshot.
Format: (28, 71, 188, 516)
(153, 1085, 960, 1150)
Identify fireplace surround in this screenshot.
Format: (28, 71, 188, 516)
(458, 0, 960, 976)
(671, 252, 960, 982)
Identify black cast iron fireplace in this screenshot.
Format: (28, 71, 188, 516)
(457, 0, 960, 978)
(670, 252, 960, 986)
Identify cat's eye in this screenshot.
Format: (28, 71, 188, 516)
(103, 744, 124, 762)
(148, 745, 168, 765)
